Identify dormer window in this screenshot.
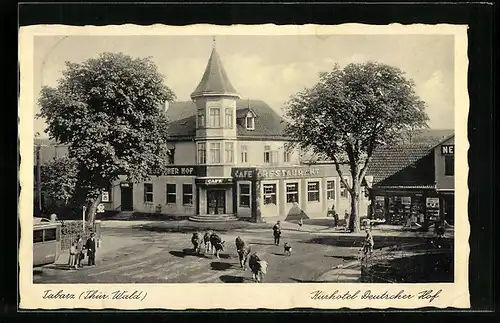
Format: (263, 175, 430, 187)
(245, 116, 255, 130)
(245, 110, 256, 130)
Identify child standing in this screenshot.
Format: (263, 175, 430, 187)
(68, 241, 77, 269)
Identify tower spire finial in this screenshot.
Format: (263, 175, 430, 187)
(213, 36, 216, 49)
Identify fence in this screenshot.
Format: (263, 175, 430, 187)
(60, 220, 102, 251)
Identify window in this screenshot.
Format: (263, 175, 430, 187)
(327, 180, 335, 200)
(209, 107, 220, 128)
(271, 151, 279, 164)
(284, 150, 291, 163)
(245, 116, 255, 130)
(144, 183, 153, 203)
(182, 184, 193, 205)
(264, 145, 271, 164)
(44, 228, 57, 242)
(225, 142, 234, 163)
(445, 155, 454, 176)
(210, 142, 221, 163)
(286, 183, 299, 203)
(198, 110, 205, 128)
(166, 184, 176, 204)
(225, 108, 233, 128)
(167, 150, 175, 164)
(33, 229, 43, 243)
(308, 182, 320, 202)
(263, 184, 277, 205)
(340, 180, 349, 198)
(197, 143, 206, 164)
(239, 184, 251, 207)
(241, 145, 248, 163)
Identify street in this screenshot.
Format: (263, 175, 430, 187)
(34, 223, 360, 284)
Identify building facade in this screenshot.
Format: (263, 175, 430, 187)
(368, 134, 455, 225)
(100, 47, 370, 221)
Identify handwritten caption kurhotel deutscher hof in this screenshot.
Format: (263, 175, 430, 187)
(310, 289, 442, 303)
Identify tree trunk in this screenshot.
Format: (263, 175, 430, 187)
(86, 198, 100, 227)
(349, 180, 361, 233)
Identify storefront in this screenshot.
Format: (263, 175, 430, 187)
(231, 165, 370, 222)
(370, 187, 439, 225)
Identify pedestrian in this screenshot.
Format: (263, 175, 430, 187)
(344, 210, 350, 231)
(86, 232, 97, 266)
(75, 234, 84, 268)
(363, 228, 374, 257)
(333, 211, 339, 227)
(298, 217, 303, 231)
(68, 241, 77, 270)
(273, 221, 282, 245)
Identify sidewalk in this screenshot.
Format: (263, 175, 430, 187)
(53, 234, 145, 266)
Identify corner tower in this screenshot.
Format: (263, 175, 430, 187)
(191, 42, 240, 175)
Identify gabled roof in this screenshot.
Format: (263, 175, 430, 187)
(190, 48, 239, 99)
(236, 107, 257, 119)
(166, 99, 289, 140)
(368, 144, 436, 187)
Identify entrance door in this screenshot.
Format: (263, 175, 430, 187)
(121, 185, 133, 211)
(207, 189, 226, 215)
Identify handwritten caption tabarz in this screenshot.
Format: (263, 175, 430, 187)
(42, 289, 147, 301)
(310, 289, 442, 303)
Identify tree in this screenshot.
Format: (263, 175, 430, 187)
(40, 156, 78, 209)
(38, 52, 176, 224)
(283, 62, 429, 232)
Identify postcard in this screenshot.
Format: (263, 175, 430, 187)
(19, 23, 470, 309)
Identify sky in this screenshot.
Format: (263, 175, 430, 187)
(33, 34, 455, 137)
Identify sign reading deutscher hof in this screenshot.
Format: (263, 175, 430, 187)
(20, 23, 469, 310)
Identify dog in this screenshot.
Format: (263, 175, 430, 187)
(191, 232, 202, 254)
(203, 231, 212, 254)
(209, 232, 225, 259)
(248, 252, 268, 283)
(235, 236, 251, 269)
(283, 242, 292, 256)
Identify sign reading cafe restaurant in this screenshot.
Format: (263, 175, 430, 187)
(232, 167, 323, 180)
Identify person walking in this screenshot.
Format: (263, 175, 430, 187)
(68, 241, 77, 270)
(273, 221, 282, 245)
(75, 234, 84, 268)
(85, 232, 97, 266)
(298, 217, 303, 231)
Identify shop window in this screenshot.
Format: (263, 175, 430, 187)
(182, 184, 193, 206)
(144, 183, 153, 203)
(327, 180, 335, 200)
(209, 107, 220, 128)
(225, 108, 233, 128)
(166, 184, 176, 204)
(241, 145, 248, 163)
(308, 182, 320, 202)
(210, 142, 221, 163)
(263, 184, 277, 205)
(225, 142, 234, 163)
(239, 184, 251, 207)
(286, 183, 299, 203)
(340, 180, 349, 198)
(197, 142, 206, 164)
(445, 155, 454, 176)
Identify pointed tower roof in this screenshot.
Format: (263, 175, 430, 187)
(190, 47, 240, 99)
